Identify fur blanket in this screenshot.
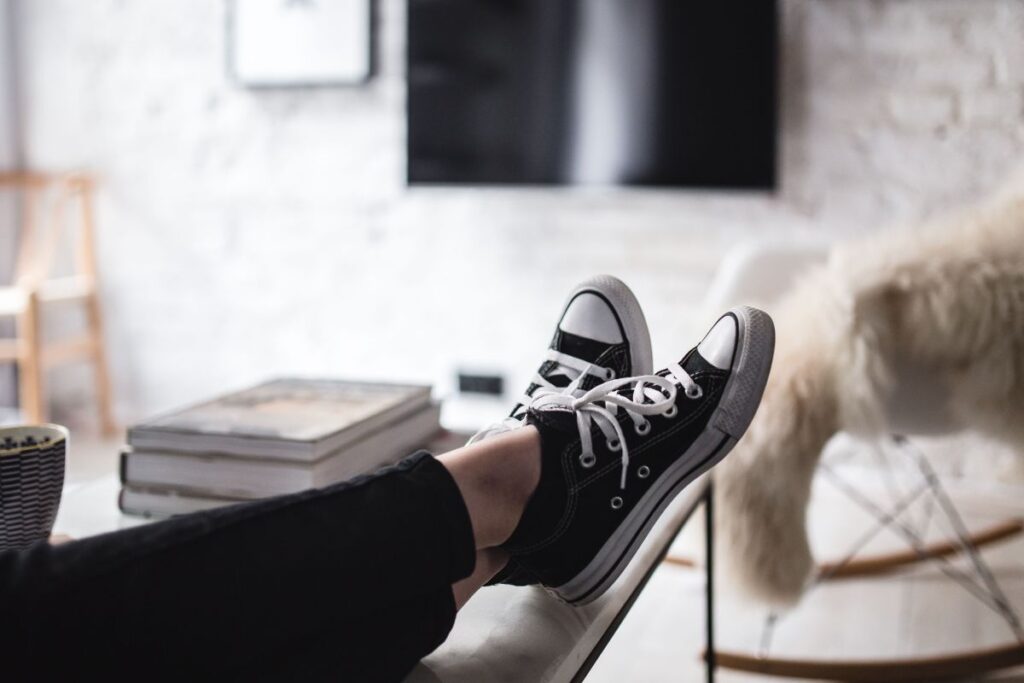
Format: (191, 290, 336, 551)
(716, 180, 1024, 606)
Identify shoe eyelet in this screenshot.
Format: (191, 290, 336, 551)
(610, 496, 623, 510)
(685, 384, 703, 400)
(634, 421, 651, 436)
(606, 438, 622, 452)
(637, 465, 650, 479)
(604, 368, 616, 380)
(579, 453, 597, 469)
(664, 405, 678, 419)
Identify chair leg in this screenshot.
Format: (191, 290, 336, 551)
(17, 292, 45, 424)
(74, 177, 117, 436)
(85, 292, 116, 435)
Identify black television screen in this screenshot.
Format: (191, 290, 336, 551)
(407, 0, 778, 189)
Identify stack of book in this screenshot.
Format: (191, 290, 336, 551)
(119, 378, 442, 517)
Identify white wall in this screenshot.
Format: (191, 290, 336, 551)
(13, 0, 1024, 422)
(0, 0, 19, 411)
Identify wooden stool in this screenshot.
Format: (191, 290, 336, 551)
(0, 172, 115, 434)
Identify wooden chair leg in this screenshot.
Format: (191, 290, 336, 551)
(85, 292, 116, 435)
(17, 291, 45, 424)
(75, 176, 117, 436)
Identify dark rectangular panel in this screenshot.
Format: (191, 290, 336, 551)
(407, 0, 777, 189)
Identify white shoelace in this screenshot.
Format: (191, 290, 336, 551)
(530, 362, 700, 489)
(467, 348, 614, 445)
(519, 348, 615, 408)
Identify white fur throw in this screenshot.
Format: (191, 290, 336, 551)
(715, 181, 1024, 606)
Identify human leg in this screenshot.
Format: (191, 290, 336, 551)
(0, 447, 489, 677)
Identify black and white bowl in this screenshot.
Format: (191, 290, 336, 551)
(0, 425, 68, 551)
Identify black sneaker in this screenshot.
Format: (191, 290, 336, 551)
(501, 306, 775, 604)
(471, 275, 652, 587)
(470, 274, 653, 441)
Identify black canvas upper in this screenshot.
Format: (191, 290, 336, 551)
(498, 349, 730, 590)
(495, 293, 639, 586)
(511, 327, 633, 418)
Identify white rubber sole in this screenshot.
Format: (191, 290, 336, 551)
(551, 306, 775, 605)
(566, 275, 654, 377)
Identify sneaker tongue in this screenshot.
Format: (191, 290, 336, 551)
(537, 369, 573, 389)
(526, 404, 579, 434)
(652, 347, 720, 383)
(681, 347, 720, 376)
(553, 329, 612, 368)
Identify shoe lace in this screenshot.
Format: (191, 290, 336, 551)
(520, 348, 615, 408)
(530, 363, 699, 489)
(467, 349, 613, 445)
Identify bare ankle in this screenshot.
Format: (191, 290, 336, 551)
(438, 426, 542, 549)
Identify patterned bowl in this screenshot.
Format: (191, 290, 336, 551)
(0, 425, 68, 550)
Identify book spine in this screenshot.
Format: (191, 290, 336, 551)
(122, 403, 442, 499)
(120, 486, 239, 518)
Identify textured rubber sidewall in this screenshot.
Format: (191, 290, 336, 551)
(712, 306, 776, 439)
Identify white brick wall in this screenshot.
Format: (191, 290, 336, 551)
(0, 0, 19, 409)
(962, 89, 1024, 125)
(888, 91, 957, 130)
(11, 0, 1024, 422)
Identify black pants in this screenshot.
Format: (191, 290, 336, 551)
(0, 451, 476, 682)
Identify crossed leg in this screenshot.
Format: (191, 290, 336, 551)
(438, 426, 541, 608)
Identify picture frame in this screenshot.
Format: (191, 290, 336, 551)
(227, 0, 375, 87)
